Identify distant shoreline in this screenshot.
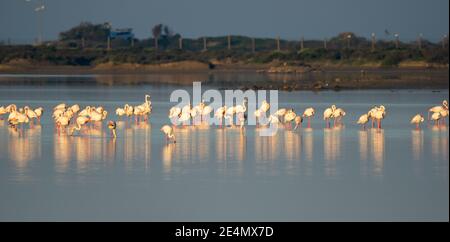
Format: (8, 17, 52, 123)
(0, 62, 448, 91)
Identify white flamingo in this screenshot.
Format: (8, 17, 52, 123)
(108, 120, 117, 138)
(410, 114, 424, 130)
(168, 106, 182, 125)
(430, 112, 442, 126)
(294, 116, 303, 130)
(161, 125, 176, 143)
(302, 107, 315, 128)
(332, 108, 346, 127)
(323, 105, 336, 128)
(284, 109, 297, 129)
(357, 113, 369, 130)
(260, 100, 270, 113)
(34, 107, 44, 122)
(373, 106, 386, 129)
(215, 106, 227, 128)
(428, 100, 448, 122)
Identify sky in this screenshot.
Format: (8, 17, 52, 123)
(0, 0, 448, 43)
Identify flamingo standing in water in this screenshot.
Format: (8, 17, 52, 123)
(260, 100, 270, 113)
(430, 112, 443, 126)
(302, 107, 315, 128)
(34, 107, 44, 122)
(428, 100, 448, 122)
(201, 105, 213, 124)
(323, 105, 336, 128)
(215, 106, 227, 128)
(108, 120, 117, 138)
(357, 113, 369, 130)
(116, 107, 126, 119)
(410, 114, 424, 130)
(168, 106, 182, 125)
(70, 116, 90, 135)
(294, 116, 303, 130)
(161, 125, 176, 143)
(225, 106, 236, 126)
(55, 113, 70, 135)
(24, 106, 38, 125)
(373, 105, 386, 129)
(284, 109, 297, 129)
(235, 99, 248, 120)
(332, 108, 346, 127)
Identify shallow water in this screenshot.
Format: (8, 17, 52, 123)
(0, 75, 448, 221)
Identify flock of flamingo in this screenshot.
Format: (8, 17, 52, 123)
(0, 96, 448, 144)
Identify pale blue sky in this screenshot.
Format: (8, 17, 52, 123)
(0, 0, 448, 43)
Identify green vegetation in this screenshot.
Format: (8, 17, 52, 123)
(0, 22, 448, 67)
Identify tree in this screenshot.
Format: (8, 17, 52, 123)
(152, 24, 163, 50)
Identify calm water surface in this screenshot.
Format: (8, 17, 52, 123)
(0, 75, 448, 221)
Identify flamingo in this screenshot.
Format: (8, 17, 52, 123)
(70, 116, 90, 135)
(225, 106, 236, 126)
(168, 106, 182, 125)
(201, 105, 213, 124)
(235, 99, 248, 119)
(55, 114, 70, 135)
(274, 108, 287, 123)
(123, 104, 133, 121)
(302, 107, 315, 128)
(116, 107, 126, 118)
(410, 114, 424, 130)
(161, 125, 176, 143)
(294, 116, 303, 130)
(431, 112, 442, 126)
(69, 104, 80, 114)
(108, 120, 117, 138)
(439, 109, 449, 126)
(284, 109, 296, 129)
(332, 108, 346, 127)
(34, 107, 44, 122)
(24, 106, 38, 125)
(133, 105, 145, 123)
(368, 106, 379, 128)
(190, 100, 204, 123)
(190, 106, 200, 125)
(323, 105, 336, 128)
(428, 100, 448, 122)
(357, 113, 369, 130)
(254, 109, 264, 127)
(178, 110, 191, 126)
(373, 106, 386, 129)
(260, 100, 270, 113)
(215, 106, 227, 128)
(8, 110, 29, 135)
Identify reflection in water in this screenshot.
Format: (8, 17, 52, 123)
(162, 143, 175, 175)
(411, 129, 424, 176)
(302, 128, 314, 176)
(215, 128, 246, 176)
(123, 123, 152, 172)
(54, 134, 71, 173)
(430, 126, 449, 178)
(323, 127, 342, 177)
(284, 131, 301, 175)
(411, 130, 424, 161)
(7, 125, 42, 181)
(359, 130, 369, 176)
(370, 129, 385, 176)
(254, 129, 280, 176)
